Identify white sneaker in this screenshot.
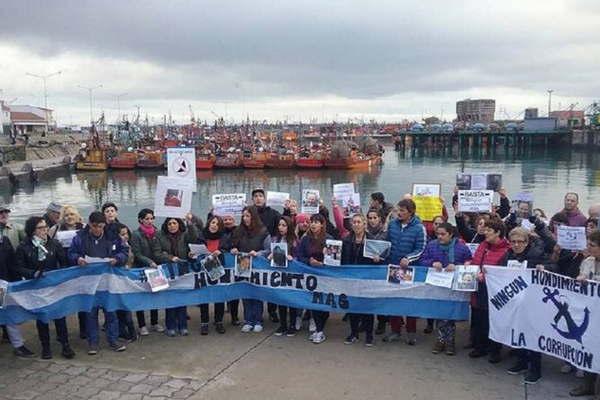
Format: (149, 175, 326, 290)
(152, 324, 165, 333)
(241, 324, 253, 333)
(575, 369, 585, 379)
(295, 316, 302, 331)
(312, 331, 326, 344)
(253, 324, 263, 333)
(309, 318, 316, 333)
(561, 363, 574, 374)
(139, 326, 150, 336)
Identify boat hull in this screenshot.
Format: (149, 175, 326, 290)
(215, 156, 242, 169)
(196, 158, 215, 170)
(76, 161, 108, 171)
(296, 158, 324, 168)
(265, 155, 295, 168)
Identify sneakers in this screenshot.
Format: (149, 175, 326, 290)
(365, 335, 374, 347)
(445, 341, 455, 356)
(87, 345, 99, 356)
(295, 317, 302, 331)
(253, 324, 263, 333)
(14, 345, 35, 358)
(382, 332, 401, 342)
(61, 344, 75, 359)
(181, 329, 189, 336)
(165, 329, 177, 337)
(308, 331, 317, 342)
(215, 322, 226, 334)
(274, 326, 287, 336)
(286, 327, 297, 337)
(507, 363, 528, 375)
(152, 324, 165, 333)
(200, 324, 209, 336)
(432, 340, 445, 354)
(308, 318, 316, 333)
(344, 334, 358, 345)
(139, 326, 150, 336)
(241, 324, 253, 333)
(41, 346, 52, 360)
(524, 371, 541, 384)
(109, 342, 127, 352)
(312, 331, 326, 344)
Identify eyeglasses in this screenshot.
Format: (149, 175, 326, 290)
(510, 240, 527, 245)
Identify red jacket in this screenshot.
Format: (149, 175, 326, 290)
(471, 238, 509, 308)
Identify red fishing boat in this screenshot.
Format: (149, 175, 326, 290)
(265, 152, 295, 168)
(324, 152, 377, 169)
(215, 151, 242, 169)
(136, 149, 165, 169)
(195, 153, 216, 170)
(109, 151, 138, 169)
(242, 151, 268, 169)
(296, 153, 324, 168)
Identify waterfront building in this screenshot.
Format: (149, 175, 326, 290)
(0, 101, 10, 135)
(456, 99, 496, 123)
(8, 104, 55, 134)
(549, 110, 585, 129)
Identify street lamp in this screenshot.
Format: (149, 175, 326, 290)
(78, 84, 103, 126)
(115, 92, 127, 123)
(26, 70, 62, 133)
(547, 89, 554, 116)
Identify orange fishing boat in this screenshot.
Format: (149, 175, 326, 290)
(136, 149, 165, 169)
(242, 151, 268, 169)
(265, 152, 295, 168)
(324, 152, 377, 169)
(215, 151, 242, 169)
(296, 152, 324, 169)
(109, 151, 138, 169)
(76, 148, 108, 171)
(196, 153, 216, 170)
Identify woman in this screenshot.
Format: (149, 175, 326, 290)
(469, 217, 509, 363)
(295, 214, 310, 239)
(269, 216, 299, 337)
(14, 216, 75, 360)
(500, 227, 548, 384)
(341, 214, 384, 347)
(297, 214, 331, 344)
(199, 215, 228, 335)
(419, 222, 472, 355)
(115, 223, 137, 342)
(155, 215, 198, 337)
(457, 213, 490, 244)
(230, 206, 271, 333)
(366, 208, 386, 240)
(130, 209, 164, 335)
(220, 212, 241, 325)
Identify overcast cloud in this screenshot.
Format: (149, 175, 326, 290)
(0, 0, 598, 124)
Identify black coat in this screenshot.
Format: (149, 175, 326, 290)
(499, 237, 548, 268)
(14, 237, 68, 279)
(256, 206, 281, 237)
(341, 233, 381, 265)
(0, 237, 17, 282)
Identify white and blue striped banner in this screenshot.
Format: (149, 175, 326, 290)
(0, 255, 470, 325)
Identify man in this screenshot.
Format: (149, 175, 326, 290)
(560, 192, 587, 227)
(68, 211, 128, 354)
(43, 202, 62, 229)
(384, 198, 427, 345)
(588, 203, 600, 219)
(0, 205, 25, 249)
(370, 192, 394, 219)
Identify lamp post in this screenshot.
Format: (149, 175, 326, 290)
(547, 89, 554, 116)
(26, 70, 62, 133)
(78, 84, 103, 126)
(115, 93, 127, 123)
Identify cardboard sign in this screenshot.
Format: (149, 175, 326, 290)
(557, 226, 587, 251)
(457, 190, 493, 213)
(167, 147, 196, 192)
(212, 193, 246, 217)
(154, 176, 194, 218)
(413, 196, 443, 222)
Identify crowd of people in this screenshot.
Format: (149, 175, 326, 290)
(1, 187, 600, 397)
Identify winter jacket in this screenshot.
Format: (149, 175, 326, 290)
(14, 237, 68, 279)
(0, 222, 25, 249)
(471, 238, 510, 309)
(386, 215, 427, 265)
(104, 220, 124, 242)
(297, 233, 333, 264)
(255, 205, 281, 237)
(532, 218, 582, 277)
(130, 227, 162, 267)
(230, 225, 270, 256)
(419, 239, 472, 268)
(68, 226, 129, 266)
(341, 233, 385, 265)
(499, 238, 549, 269)
(0, 237, 17, 282)
(155, 224, 199, 263)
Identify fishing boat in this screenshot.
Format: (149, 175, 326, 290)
(136, 148, 165, 169)
(75, 148, 109, 171)
(265, 152, 295, 168)
(214, 150, 242, 169)
(324, 152, 378, 169)
(109, 151, 138, 169)
(196, 153, 216, 170)
(242, 151, 268, 169)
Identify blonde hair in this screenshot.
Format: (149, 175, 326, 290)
(59, 205, 83, 225)
(508, 227, 529, 242)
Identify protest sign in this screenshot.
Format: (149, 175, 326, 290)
(324, 239, 342, 266)
(55, 230, 77, 248)
(507, 260, 528, 270)
(521, 218, 534, 231)
(201, 255, 225, 281)
(167, 147, 196, 191)
(413, 196, 443, 222)
(557, 226, 587, 251)
(363, 239, 391, 260)
(212, 193, 246, 217)
(425, 269, 454, 288)
(487, 267, 600, 373)
(456, 173, 502, 191)
(457, 190, 493, 212)
(301, 189, 320, 215)
(234, 253, 253, 278)
(333, 183, 355, 204)
(344, 193, 361, 218)
(387, 265, 414, 284)
(271, 243, 288, 268)
(145, 266, 170, 292)
(453, 265, 478, 291)
(266, 191, 290, 208)
(154, 176, 194, 218)
(188, 244, 209, 259)
(412, 183, 441, 198)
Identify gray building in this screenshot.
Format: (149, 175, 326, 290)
(456, 99, 495, 123)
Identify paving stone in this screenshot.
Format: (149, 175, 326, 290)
(10, 391, 38, 400)
(172, 388, 195, 399)
(88, 377, 112, 388)
(148, 386, 178, 397)
(103, 370, 129, 381)
(122, 373, 148, 383)
(185, 381, 204, 391)
(119, 395, 143, 400)
(165, 379, 190, 389)
(14, 368, 37, 378)
(33, 382, 59, 393)
(72, 386, 101, 398)
(89, 391, 121, 400)
(63, 366, 88, 376)
(47, 373, 71, 384)
(146, 375, 169, 385)
(142, 397, 167, 400)
(108, 381, 133, 392)
(68, 375, 93, 386)
(84, 367, 109, 378)
(130, 383, 154, 394)
(46, 363, 69, 373)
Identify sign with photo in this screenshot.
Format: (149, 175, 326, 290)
(145, 266, 170, 292)
(324, 239, 342, 266)
(425, 268, 454, 289)
(363, 239, 391, 260)
(154, 176, 194, 218)
(412, 183, 441, 198)
(301, 189, 320, 215)
(266, 191, 290, 208)
(212, 193, 246, 217)
(234, 253, 253, 278)
(271, 242, 289, 268)
(201, 255, 225, 281)
(167, 147, 196, 192)
(343, 192, 361, 218)
(387, 264, 414, 284)
(556, 225, 587, 251)
(457, 190, 494, 213)
(456, 173, 502, 191)
(452, 265, 479, 291)
(333, 183, 355, 204)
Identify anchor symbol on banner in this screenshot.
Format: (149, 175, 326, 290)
(542, 287, 590, 345)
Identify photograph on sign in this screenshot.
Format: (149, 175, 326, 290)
(271, 242, 289, 268)
(453, 265, 479, 291)
(167, 147, 196, 192)
(412, 183, 441, 198)
(234, 253, 253, 278)
(154, 176, 194, 218)
(387, 264, 414, 284)
(145, 266, 170, 292)
(363, 239, 391, 260)
(324, 239, 342, 266)
(333, 183, 355, 204)
(344, 193, 361, 218)
(202, 255, 225, 281)
(266, 191, 290, 208)
(301, 189, 320, 215)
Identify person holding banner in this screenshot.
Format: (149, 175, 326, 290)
(220, 213, 241, 326)
(469, 217, 509, 363)
(384, 199, 427, 345)
(155, 215, 198, 337)
(101, 202, 124, 242)
(419, 222, 472, 355)
(14, 216, 75, 360)
(130, 209, 164, 336)
(230, 206, 271, 333)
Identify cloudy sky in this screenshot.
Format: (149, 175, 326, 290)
(0, 0, 598, 125)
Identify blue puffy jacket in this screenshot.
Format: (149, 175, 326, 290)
(386, 215, 427, 265)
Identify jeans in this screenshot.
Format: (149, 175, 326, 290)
(228, 300, 240, 321)
(278, 306, 298, 329)
(349, 314, 374, 337)
(86, 307, 118, 346)
(117, 310, 136, 340)
(37, 318, 69, 347)
(165, 307, 187, 331)
(136, 309, 158, 328)
(242, 299, 263, 325)
(436, 320, 456, 343)
(200, 303, 225, 324)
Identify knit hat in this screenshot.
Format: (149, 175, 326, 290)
(47, 202, 62, 213)
(295, 214, 310, 224)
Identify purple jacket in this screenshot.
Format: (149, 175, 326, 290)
(418, 239, 472, 268)
(565, 209, 587, 227)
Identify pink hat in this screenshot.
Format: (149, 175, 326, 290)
(295, 214, 310, 224)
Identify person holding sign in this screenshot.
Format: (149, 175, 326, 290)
(419, 223, 472, 355)
(384, 199, 427, 345)
(555, 192, 587, 228)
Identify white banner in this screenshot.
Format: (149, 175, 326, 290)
(487, 267, 598, 373)
(212, 193, 246, 216)
(458, 190, 493, 212)
(167, 147, 196, 191)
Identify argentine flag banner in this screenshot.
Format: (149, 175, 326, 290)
(0, 255, 469, 325)
(487, 266, 600, 373)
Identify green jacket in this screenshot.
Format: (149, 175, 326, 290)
(154, 224, 199, 263)
(130, 227, 162, 267)
(0, 222, 25, 249)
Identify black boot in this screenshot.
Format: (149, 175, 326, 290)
(61, 344, 75, 359)
(41, 345, 52, 360)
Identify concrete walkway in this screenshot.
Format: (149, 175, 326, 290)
(0, 310, 580, 400)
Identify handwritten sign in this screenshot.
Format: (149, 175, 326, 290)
(457, 190, 493, 213)
(557, 225, 587, 251)
(425, 269, 454, 288)
(413, 196, 443, 221)
(212, 193, 246, 217)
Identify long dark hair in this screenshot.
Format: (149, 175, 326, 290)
(239, 206, 265, 235)
(203, 215, 225, 240)
(307, 214, 327, 254)
(275, 216, 297, 249)
(161, 217, 186, 235)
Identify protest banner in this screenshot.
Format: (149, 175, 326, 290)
(266, 191, 290, 208)
(333, 183, 355, 204)
(557, 226, 587, 251)
(212, 193, 246, 216)
(412, 183, 441, 198)
(413, 196, 443, 222)
(457, 190, 493, 212)
(167, 147, 196, 191)
(487, 267, 600, 373)
(425, 269, 454, 289)
(154, 176, 194, 218)
(456, 173, 502, 191)
(301, 189, 320, 214)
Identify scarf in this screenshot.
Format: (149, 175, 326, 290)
(32, 235, 48, 262)
(438, 238, 456, 265)
(203, 227, 223, 241)
(139, 224, 157, 240)
(168, 232, 181, 257)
